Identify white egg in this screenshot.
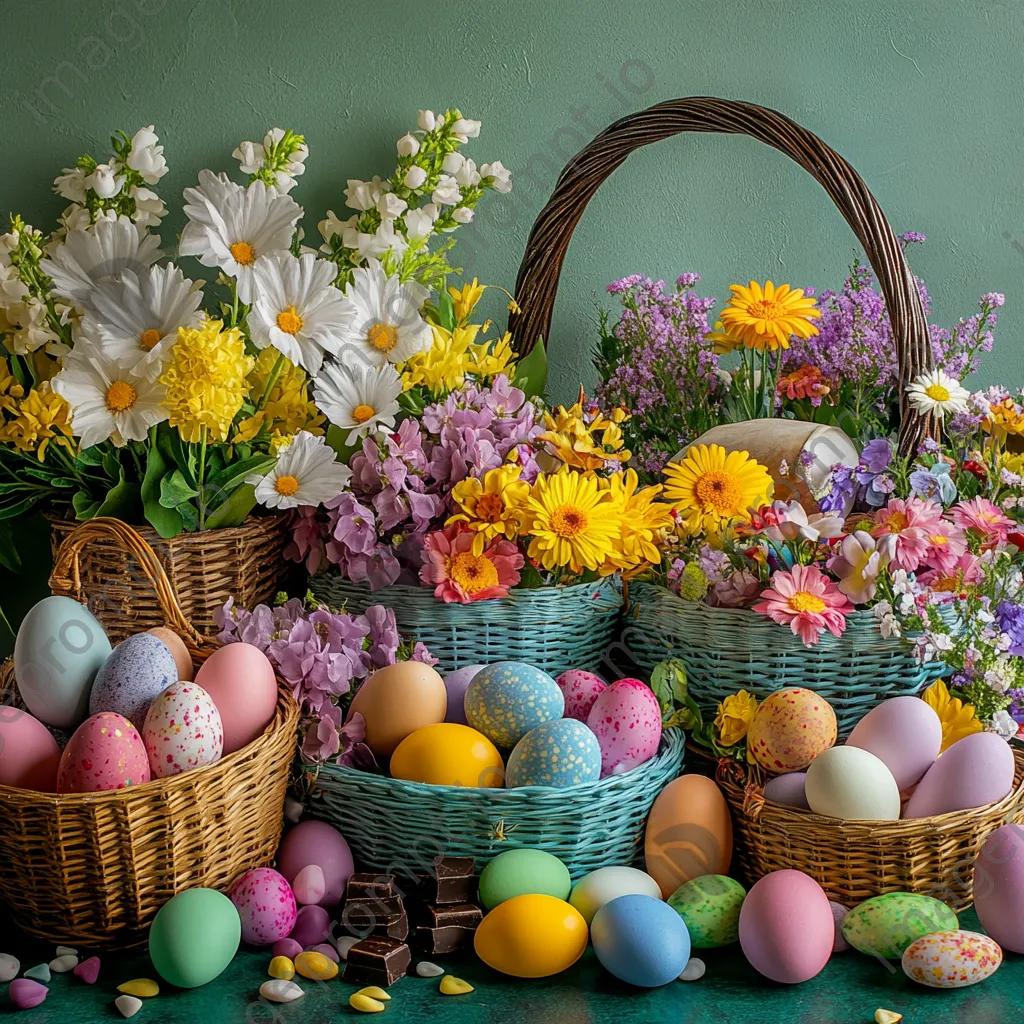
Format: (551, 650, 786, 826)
(568, 866, 663, 925)
(804, 745, 900, 820)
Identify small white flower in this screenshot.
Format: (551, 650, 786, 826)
(907, 369, 970, 421)
(318, 209, 354, 249)
(403, 207, 435, 243)
(432, 175, 462, 206)
(450, 117, 482, 142)
(417, 109, 436, 132)
(989, 710, 1017, 740)
(891, 569, 912, 595)
(451, 207, 474, 225)
(6, 297, 58, 354)
(85, 163, 126, 199)
(376, 193, 408, 219)
(126, 126, 168, 184)
(397, 133, 420, 157)
(341, 219, 407, 263)
(455, 158, 480, 188)
(344, 178, 384, 212)
(233, 139, 265, 174)
(442, 152, 465, 175)
(54, 167, 88, 203)
(249, 431, 351, 510)
(314, 360, 402, 444)
(130, 185, 167, 229)
(404, 165, 427, 190)
(59, 204, 92, 234)
(481, 160, 512, 194)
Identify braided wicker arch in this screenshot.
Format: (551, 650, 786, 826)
(506, 96, 935, 456)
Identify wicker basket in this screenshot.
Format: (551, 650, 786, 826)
(309, 574, 623, 676)
(48, 512, 292, 642)
(308, 729, 684, 881)
(0, 518, 299, 948)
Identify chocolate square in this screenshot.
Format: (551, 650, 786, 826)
(422, 902, 482, 930)
(346, 872, 397, 901)
(415, 924, 474, 954)
(428, 856, 477, 904)
(339, 895, 408, 941)
(342, 937, 411, 987)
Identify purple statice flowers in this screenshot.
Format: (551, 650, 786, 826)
(997, 601, 1024, 657)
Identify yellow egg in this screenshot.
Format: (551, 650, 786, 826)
(747, 687, 837, 772)
(390, 723, 504, 788)
(474, 894, 588, 978)
(348, 662, 447, 756)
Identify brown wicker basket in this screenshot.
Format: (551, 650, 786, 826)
(47, 512, 292, 642)
(0, 518, 299, 948)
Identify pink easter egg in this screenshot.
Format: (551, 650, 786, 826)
(143, 681, 224, 779)
(195, 642, 278, 754)
(277, 820, 354, 908)
(229, 867, 298, 946)
(0, 707, 61, 791)
(555, 669, 607, 722)
(586, 678, 662, 778)
(57, 712, 150, 793)
(292, 864, 327, 906)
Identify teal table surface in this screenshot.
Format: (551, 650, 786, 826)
(0, 908, 1015, 1023)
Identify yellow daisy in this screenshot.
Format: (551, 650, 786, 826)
(706, 320, 743, 355)
(539, 399, 631, 471)
(447, 463, 531, 554)
(598, 469, 672, 573)
(921, 679, 983, 753)
(719, 280, 820, 351)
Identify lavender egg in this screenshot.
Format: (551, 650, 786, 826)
(763, 772, 809, 809)
(846, 696, 942, 791)
(443, 665, 484, 725)
(89, 633, 178, 728)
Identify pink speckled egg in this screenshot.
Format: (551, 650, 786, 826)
(229, 867, 297, 946)
(57, 712, 150, 793)
(143, 681, 224, 779)
(556, 670, 607, 722)
(747, 688, 836, 773)
(586, 678, 662, 778)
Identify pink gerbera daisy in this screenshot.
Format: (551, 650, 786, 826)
(919, 520, 969, 574)
(753, 563, 854, 646)
(420, 524, 523, 603)
(951, 497, 1015, 544)
(871, 496, 943, 573)
(917, 551, 984, 593)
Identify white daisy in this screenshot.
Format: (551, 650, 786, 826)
(52, 348, 167, 449)
(335, 259, 432, 368)
(906, 369, 970, 420)
(178, 170, 301, 302)
(314, 360, 402, 444)
(82, 263, 204, 368)
(247, 252, 353, 374)
(40, 215, 163, 312)
(248, 430, 351, 510)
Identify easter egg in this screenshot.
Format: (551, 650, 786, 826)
(348, 661, 447, 756)
(555, 669, 607, 721)
(667, 875, 746, 948)
(0, 708, 61, 791)
(148, 627, 194, 682)
(804, 746, 901, 820)
(738, 870, 833, 984)
(902, 930, 1002, 989)
(289, 904, 331, 947)
(228, 867, 297, 946)
(58, 712, 150, 793)
(975, 824, 1024, 952)
(644, 774, 733, 897)
(465, 662, 563, 749)
(479, 850, 572, 910)
(506, 719, 601, 788)
(747, 688, 836, 772)
(763, 772, 809, 808)
(903, 732, 1015, 818)
(830, 901, 850, 952)
(841, 893, 958, 959)
(568, 866, 663, 926)
(195, 643, 278, 755)
(442, 665, 484, 725)
(390, 723, 503, 787)
(587, 678, 662, 777)
(277, 821, 354, 908)
(592, 893, 690, 987)
(14, 595, 111, 729)
(846, 696, 942, 791)
(149, 888, 241, 988)
(143, 682, 223, 779)
(474, 894, 587, 978)
(90, 633, 177, 727)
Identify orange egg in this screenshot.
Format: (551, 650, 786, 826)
(748, 687, 837, 772)
(644, 774, 733, 898)
(148, 627, 194, 681)
(348, 662, 447, 756)
(390, 723, 504, 787)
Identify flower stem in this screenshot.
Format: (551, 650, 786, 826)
(256, 352, 286, 412)
(197, 426, 208, 530)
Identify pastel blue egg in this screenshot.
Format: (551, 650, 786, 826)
(592, 894, 691, 987)
(89, 633, 178, 728)
(506, 719, 602, 787)
(464, 661, 564, 749)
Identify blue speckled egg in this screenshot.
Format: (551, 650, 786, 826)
(506, 719, 602, 787)
(89, 632, 178, 728)
(465, 662, 564, 749)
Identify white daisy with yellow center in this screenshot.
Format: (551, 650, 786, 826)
(906, 368, 970, 420)
(248, 430, 352, 510)
(314, 360, 403, 444)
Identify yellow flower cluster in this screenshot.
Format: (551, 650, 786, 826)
(983, 397, 1024, 441)
(714, 690, 759, 747)
(538, 397, 632, 472)
(160, 318, 254, 443)
(401, 322, 517, 396)
(234, 348, 325, 452)
(0, 375, 75, 461)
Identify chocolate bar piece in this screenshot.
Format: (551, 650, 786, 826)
(342, 937, 411, 987)
(420, 902, 482, 930)
(347, 872, 397, 901)
(339, 895, 408, 941)
(415, 924, 474, 954)
(430, 856, 477, 904)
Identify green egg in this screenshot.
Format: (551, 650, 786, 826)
(149, 888, 241, 988)
(479, 849, 572, 910)
(668, 874, 746, 948)
(841, 892, 958, 959)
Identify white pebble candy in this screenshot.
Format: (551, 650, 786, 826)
(115, 995, 143, 1018)
(335, 936, 360, 960)
(416, 961, 444, 978)
(55, 946, 78, 957)
(260, 979, 305, 1004)
(679, 957, 706, 982)
(50, 954, 79, 973)
(0, 954, 19, 982)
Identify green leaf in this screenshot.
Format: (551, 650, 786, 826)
(516, 563, 545, 590)
(95, 471, 141, 520)
(326, 424, 361, 465)
(76, 445, 106, 467)
(50, 476, 79, 489)
(204, 483, 257, 530)
(514, 336, 547, 398)
(436, 288, 457, 331)
(160, 426, 197, 488)
(159, 469, 199, 509)
(0, 521, 21, 572)
(0, 496, 43, 519)
(102, 449, 120, 479)
(141, 444, 183, 539)
(72, 490, 102, 521)
(205, 454, 276, 507)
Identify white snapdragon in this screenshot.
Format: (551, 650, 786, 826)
(450, 117, 481, 142)
(442, 152, 464, 175)
(130, 185, 167, 229)
(417, 109, 436, 132)
(345, 177, 385, 212)
(59, 205, 92, 233)
(404, 165, 427, 190)
(403, 208, 434, 243)
(233, 139, 265, 174)
(455, 157, 480, 188)
(85, 162, 126, 199)
(397, 133, 420, 157)
(481, 160, 512, 194)
(318, 209, 353, 249)
(54, 166, 88, 203)
(432, 175, 462, 206)
(376, 192, 408, 219)
(7, 297, 58, 354)
(451, 207, 474, 225)
(126, 126, 168, 183)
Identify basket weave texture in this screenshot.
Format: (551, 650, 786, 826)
(309, 730, 684, 881)
(309, 574, 623, 676)
(0, 518, 299, 948)
(48, 512, 292, 642)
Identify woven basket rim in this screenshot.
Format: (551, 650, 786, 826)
(46, 510, 287, 540)
(314, 573, 623, 603)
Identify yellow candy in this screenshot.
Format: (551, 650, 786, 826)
(268, 956, 294, 980)
(439, 975, 474, 995)
(116, 979, 160, 998)
(349, 992, 386, 1013)
(356, 986, 392, 1001)
(293, 950, 338, 981)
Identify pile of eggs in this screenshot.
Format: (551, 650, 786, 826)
(349, 660, 664, 789)
(0, 595, 279, 795)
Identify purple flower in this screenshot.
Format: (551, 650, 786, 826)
(411, 641, 439, 666)
(328, 494, 379, 556)
(363, 605, 400, 667)
(860, 438, 893, 474)
(996, 601, 1024, 657)
(819, 464, 858, 514)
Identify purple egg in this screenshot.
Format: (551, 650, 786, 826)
(763, 772, 809, 809)
(443, 665, 484, 725)
(228, 867, 297, 946)
(272, 937, 304, 960)
(277, 820, 354, 908)
(829, 901, 850, 952)
(904, 731, 1015, 818)
(290, 903, 332, 947)
(846, 696, 942, 791)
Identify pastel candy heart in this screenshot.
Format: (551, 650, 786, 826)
(74, 956, 101, 984)
(24, 963, 51, 983)
(117, 978, 160, 997)
(439, 975, 474, 995)
(10, 978, 48, 1009)
(115, 994, 143, 1018)
(292, 864, 326, 906)
(56, 946, 78, 957)
(260, 979, 305, 1004)
(0, 953, 19, 983)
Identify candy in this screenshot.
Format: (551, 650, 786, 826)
(115, 995, 143, 1018)
(117, 979, 160, 997)
(336, 936, 360, 960)
(679, 958, 706, 982)
(24, 963, 50, 983)
(55, 946, 78, 956)
(289, 904, 332, 948)
(340, 894, 409, 941)
(0, 954, 20, 982)
(268, 956, 295, 980)
(293, 950, 338, 981)
(9, 979, 48, 1010)
(355, 986, 392, 1001)
(343, 937, 412, 987)
(292, 864, 326, 906)
(349, 992, 386, 1013)
(347, 873, 398, 901)
(414, 904, 483, 954)
(74, 957, 101, 984)
(413, 856, 477, 905)
(439, 975, 474, 995)
(259, 979, 305, 1003)
(49, 954, 78, 973)
(416, 961, 444, 977)
(307, 943, 340, 962)
(271, 938, 303, 960)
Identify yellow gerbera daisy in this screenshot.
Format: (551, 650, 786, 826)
(447, 463, 531, 554)
(663, 444, 774, 536)
(705, 320, 743, 355)
(921, 679, 983, 753)
(598, 469, 672, 573)
(719, 280, 820, 351)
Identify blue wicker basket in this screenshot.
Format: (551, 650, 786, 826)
(308, 729, 684, 881)
(309, 574, 623, 676)
(624, 581, 946, 738)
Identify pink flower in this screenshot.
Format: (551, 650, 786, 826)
(871, 497, 943, 572)
(919, 520, 969, 574)
(753, 563, 854, 646)
(829, 530, 895, 604)
(917, 551, 983, 593)
(709, 569, 762, 608)
(951, 497, 1015, 544)
(420, 524, 524, 603)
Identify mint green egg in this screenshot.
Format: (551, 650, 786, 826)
(841, 892, 958, 959)
(479, 849, 572, 910)
(149, 888, 241, 988)
(668, 874, 746, 948)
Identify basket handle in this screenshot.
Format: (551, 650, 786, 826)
(506, 96, 935, 456)
(48, 517, 203, 646)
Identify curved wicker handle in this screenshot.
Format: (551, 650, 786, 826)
(507, 96, 935, 455)
(49, 518, 203, 646)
